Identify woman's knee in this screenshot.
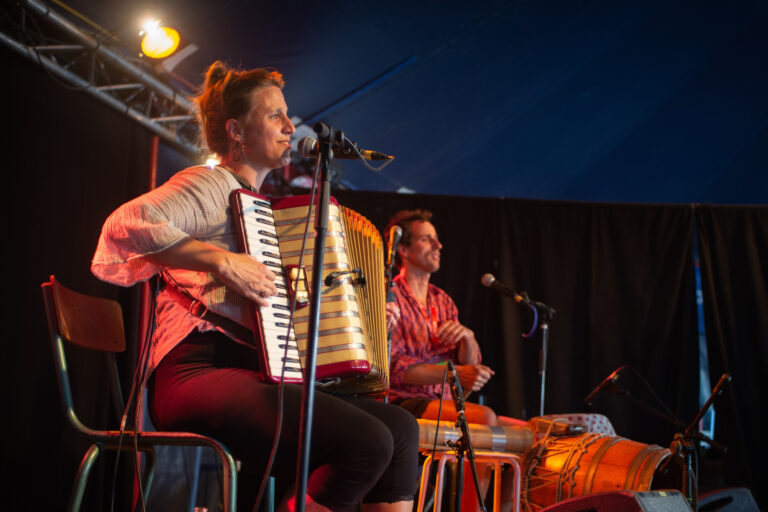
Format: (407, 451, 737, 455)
(384, 404, 420, 452)
(340, 413, 396, 469)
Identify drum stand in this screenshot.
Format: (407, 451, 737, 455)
(446, 361, 488, 512)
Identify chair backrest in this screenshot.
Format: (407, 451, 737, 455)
(41, 275, 127, 433)
(44, 275, 126, 352)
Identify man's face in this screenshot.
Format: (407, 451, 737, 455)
(401, 220, 442, 274)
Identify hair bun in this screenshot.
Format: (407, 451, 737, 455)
(205, 60, 230, 87)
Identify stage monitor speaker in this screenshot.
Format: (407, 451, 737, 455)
(698, 487, 759, 512)
(540, 490, 691, 512)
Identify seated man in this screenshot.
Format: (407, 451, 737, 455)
(386, 209, 515, 510)
(386, 209, 496, 424)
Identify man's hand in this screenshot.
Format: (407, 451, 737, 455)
(454, 363, 495, 392)
(385, 302, 401, 332)
(436, 320, 473, 346)
(437, 320, 481, 364)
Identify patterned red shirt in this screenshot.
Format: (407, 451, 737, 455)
(389, 275, 481, 401)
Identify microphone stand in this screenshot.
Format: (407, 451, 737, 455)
(662, 373, 731, 511)
(598, 372, 730, 511)
(522, 295, 556, 417)
(446, 361, 487, 512)
(295, 123, 342, 512)
(383, 271, 395, 404)
(383, 229, 400, 403)
(481, 280, 556, 417)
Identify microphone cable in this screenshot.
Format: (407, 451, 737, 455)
(342, 135, 395, 172)
(109, 276, 159, 512)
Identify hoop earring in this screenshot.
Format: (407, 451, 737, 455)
(233, 141, 244, 162)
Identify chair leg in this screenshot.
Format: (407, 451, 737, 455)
(187, 447, 204, 512)
(142, 449, 157, 504)
(69, 443, 101, 512)
(264, 476, 276, 512)
(210, 444, 238, 512)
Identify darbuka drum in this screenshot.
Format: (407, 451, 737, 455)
(522, 432, 671, 511)
(417, 419, 534, 454)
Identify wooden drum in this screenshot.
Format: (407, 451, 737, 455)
(521, 432, 671, 511)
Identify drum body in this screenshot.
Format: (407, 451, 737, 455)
(416, 419, 534, 453)
(522, 433, 671, 511)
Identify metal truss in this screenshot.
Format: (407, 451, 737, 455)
(0, 0, 200, 157)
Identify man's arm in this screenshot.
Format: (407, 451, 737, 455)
(436, 320, 481, 364)
(401, 361, 494, 394)
(401, 363, 451, 386)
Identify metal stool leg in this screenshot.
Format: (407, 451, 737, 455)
(416, 451, 523, 512)
(417, 453, 435, 512)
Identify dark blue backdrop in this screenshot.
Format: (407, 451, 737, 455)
(68, 0, 768, 204)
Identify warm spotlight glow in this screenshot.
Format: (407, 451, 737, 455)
(140, 19, 160, 35)
(205, 154, 221, 168)
(141, 25, 180, 59)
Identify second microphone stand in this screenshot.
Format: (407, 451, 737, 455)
(446, 361, 487, 512)
(662, 373, 731, 511)
(592, 368, 731, 511)
(517, 292, 556, 417)
(383, 227, 402, 404)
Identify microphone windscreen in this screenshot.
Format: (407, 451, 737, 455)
(297, 136, 317, 157)
(390, 225, 402, 244)
(480, 273, 496, 288)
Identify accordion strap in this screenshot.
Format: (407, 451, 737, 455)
(162, 277, 255, 344)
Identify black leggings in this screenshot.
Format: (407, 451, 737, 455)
(148, 330, 418, 511)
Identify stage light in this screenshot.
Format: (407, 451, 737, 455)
(140, 19, 180, 59)
(205, 154, 221, 169)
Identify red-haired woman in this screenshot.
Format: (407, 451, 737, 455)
(92, 61, 417, 512)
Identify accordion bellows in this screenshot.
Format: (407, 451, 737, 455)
(232, 190, 389, 395)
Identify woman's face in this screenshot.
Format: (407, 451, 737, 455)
(239, 85, 295, 172)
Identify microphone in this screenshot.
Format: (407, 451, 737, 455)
(385, 226, 402, 303)
(297, 136, 393, 161)
(445, 360, 466, 413)
(584, 366, 626, 406)
(386, 226, 402, 273)
(480, 273, 528, 304)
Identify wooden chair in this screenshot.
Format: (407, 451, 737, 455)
(41, 275, 237, 511)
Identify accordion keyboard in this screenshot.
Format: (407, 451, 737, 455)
(236, 193, 303, 381)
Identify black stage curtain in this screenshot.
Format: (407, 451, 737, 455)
(4, 49, 152, 510)
(337, 192, 700, 448)
(696, 205, 768, 508)
(7, 43, 762, 509)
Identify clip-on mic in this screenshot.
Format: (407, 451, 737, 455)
(445, 361, 487, 512)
